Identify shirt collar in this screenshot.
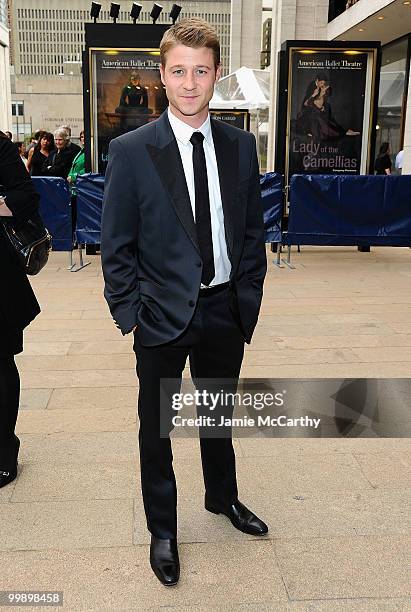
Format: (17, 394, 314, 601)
(167, 107, 212, 147)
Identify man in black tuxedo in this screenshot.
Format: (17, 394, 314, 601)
(101, 18, 268, 586)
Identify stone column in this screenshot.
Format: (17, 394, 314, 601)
(402, 65, 411, 175)
(267, 0, 328, 171)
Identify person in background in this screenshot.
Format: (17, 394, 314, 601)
(42, 128, 78, 179)
(67, 130, 85, 241)
(5, 131, 13, 140)
(27, 131, 54, 176)
(375, 142, 392, 175)
(395, 149, 404, 175)
(15, 142, 29, 171)
(0, 132, 41, 488)
(60, 126, 81, 155)
(25, 130, 47, 158)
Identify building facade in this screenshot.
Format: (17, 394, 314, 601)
(266, 0, 411, 174)
(267, 0, 330, 169)
(7, 0, 263, 140)
(8, 0, 232, 77)
(327, 0, 411, 173)
(261, 17, 272, 69)
(0, 0, 11, 132)
(229, 0, 263, 72)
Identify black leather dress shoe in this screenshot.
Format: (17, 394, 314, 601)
(150, 536, 180, 586)
(205, 499, 268, 536)
(0, 436, 20, 489)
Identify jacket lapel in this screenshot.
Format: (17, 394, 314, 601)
(210, 118, 238, 259)
(146, 113, 199, 253)
(146, 112, 239, 259)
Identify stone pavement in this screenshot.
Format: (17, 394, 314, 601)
(0, 246, 410, 611)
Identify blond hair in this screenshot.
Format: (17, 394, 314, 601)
(160, 17, 220, 69)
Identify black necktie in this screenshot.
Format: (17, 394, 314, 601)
(190, 131, 215, 286)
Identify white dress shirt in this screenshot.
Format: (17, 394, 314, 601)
(167, 108, 231, 287)
(395, 150, 403, 170)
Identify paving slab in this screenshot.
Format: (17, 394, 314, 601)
(273, 535, 411, 600)
(19, 388, 53, 410)
(16, 406, 136, 434)
(0, 499, 134, 551)
(10, 461, 137, 503)
(46, 386, 138, 410)
(0, 542, 286, 609)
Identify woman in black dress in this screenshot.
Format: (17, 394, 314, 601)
(374, 142, 392, 175)
(27, 131, 55, 176)
(0, 132, 41, 488)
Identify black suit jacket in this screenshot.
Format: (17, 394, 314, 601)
(0, 136, 41, 334)
(43, 143, 79, 179)
(101, 111, 266, 346)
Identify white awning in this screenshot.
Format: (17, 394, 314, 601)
(211, 66, 271, 110)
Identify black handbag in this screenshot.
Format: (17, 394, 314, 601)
(1, 213, 52, 275)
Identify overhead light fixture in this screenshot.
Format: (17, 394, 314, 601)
(377, 15, 385, 20)
(130, 3, 142, 23)
(403, 1, 411, 5)
(90, 2, 102, 23)
(110, 3, 120, 23)
(170, 4, 182, 24)
(358, 28, 365, 31)
(150, 3, 163, 24)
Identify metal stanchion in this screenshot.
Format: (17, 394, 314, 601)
(281, 244, 295, 269)
(67, 249, 75, 270)
(271, 241, 282, 268)
(70, 243, 91, 272)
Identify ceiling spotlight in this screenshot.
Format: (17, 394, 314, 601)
(403, 1, 411, 5)
(130, 3, 142, 23)
(150, 3, 163, 24)
(170, 4, 182, 24)
(110, 3, 120, 23)
(377, 15, 385, 19)
(90, 2, 102, 23)
(358, 28, 364, 31)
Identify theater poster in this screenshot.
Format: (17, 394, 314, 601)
(89, 48, 168, 173)
(285, 45, 379, 179)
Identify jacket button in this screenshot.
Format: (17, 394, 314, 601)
(188, 300, 195, 307)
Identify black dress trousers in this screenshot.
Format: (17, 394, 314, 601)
(133, 285, 245, 539)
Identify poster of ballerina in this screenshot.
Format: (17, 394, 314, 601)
(89, 48, 168, 173)
(286, 46, 378, 178)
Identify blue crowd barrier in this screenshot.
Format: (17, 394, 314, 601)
(32, 176, 72, 251)
(74, 172, 284, 245)
(261, 172, 283, 243)
(283, 174, 411, 247)
(75, 173, 105, 245)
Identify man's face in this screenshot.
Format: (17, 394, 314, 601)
(55, 137, 65, 150)
(160, 44, 221, 125)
